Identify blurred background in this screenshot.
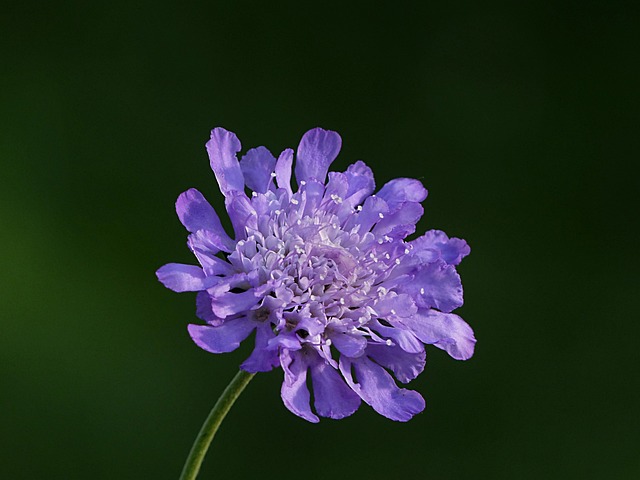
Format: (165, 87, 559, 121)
(1, 1, 638, 478)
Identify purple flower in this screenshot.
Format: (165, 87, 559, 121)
(157, 127, 475, 422)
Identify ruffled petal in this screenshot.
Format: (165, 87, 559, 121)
(400, 260, 463, 313)
(280, 351, 319, 423)
(402, 309, 476, 360)
(344, 161, 375, 206)
(295, 128, 342, 185)
(156, 263, 208, 292)
(239, 146, 277, 193)
(373, 202, 424, 238)
(206, 127, 245, 197)
(411, 230, 470, 266)
(366, 343, 426, 383)
(311, 360, 361, 419)
(176, 189, 233, 246)
(377, 178, 428, 212)
(241, 321, 280, 372)
(341, 356, 425, 422)
(188, 318, 256, 353)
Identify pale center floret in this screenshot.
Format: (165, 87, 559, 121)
(235, 188, 403, 351)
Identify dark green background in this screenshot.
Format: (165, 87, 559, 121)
(2, 1, 638, 479)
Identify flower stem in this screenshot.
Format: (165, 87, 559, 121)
(179, 369, 255, 480)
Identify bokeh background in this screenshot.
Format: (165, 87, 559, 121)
(1, 1, 638, 479)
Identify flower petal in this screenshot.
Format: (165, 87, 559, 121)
(239, 146, 277, 193)
(156, 263, 207, 292)
(311, 360, 361, 419)
(225, 192, 257, 239)
(377, 178, 428, 211)
(328, 331, 367, 358)
(275, 148, 294, 196)
(366, 343, 426, 383)
(344, 161, 375, 206)
(195, 291, 223, 326)
(280, 351, 319, 423)
(411, 230, 470, 266)
(341, 356, 425, 422)
(209, 289, 260, 318)
(188, 318, 256, 353)
(206, 127, 245, 197)
(295, 128, 342, 185)
(402, 309, 476, 360)
(373, 202, 424, 238)
(241, 321, 280, 372)
(176, 189, 233, 245)
(400, 259, 463, 313)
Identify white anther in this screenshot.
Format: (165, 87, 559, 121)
(300, 180, 307, 186)
(378, 212, 384, 219)
(237, 240, 245, 246)
(390, 309, 396, 315)
(384, 235, 391, 242)
(395, 258, 401, 265)
(358, 317, 367, 325)
(270, 172, 277, 177)
(377, 286, 387, 295)
(384, 253, 391, 259)
(386, 339, 393, 346)
(325, 339, 332, 346)
(290, 198, 299, 205)
(251, 191, 258, 197)
(296, 219, 302, 225)
(339, 298, 345, 305)
(420, 287, 425, 295)
(356, 205, 363, 211)
(274, 210, 281, 215)
(404, 248, 410, 254)
(310, 295, 316, 301)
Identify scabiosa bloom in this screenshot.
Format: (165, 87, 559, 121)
(157, 127, 475, 422)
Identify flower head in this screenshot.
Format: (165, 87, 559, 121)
(157, 127, 475, 422)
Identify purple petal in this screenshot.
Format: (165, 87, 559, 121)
(239, 146, 277, 193)
(402, 309, 476, 360)
(411, 230, 470, 266)
(241, 321, 280, 372)
(210, 289, 260, 318)
(280, 351, 319, 423)
(176, 189, 232, 245)
(341, 356, 425, 422)
(206, 127, 245, 197)
(345, 195, 388, 233)
(369, 320, 424, 354)
(225, 192, 256, 239)
(188, 318, 256, 353)
(188, 233, 235, 274)
(344, 161, 375, 206)
(328, 331, 367, 358)
(366, 343, 426, 383)
(400, 260, 463, 313)
(275, 148, 294, 196)
(377, 178, 428, 211)
(311, 360, 361, 419)
(156, 263, 207, 292)
(295, 128, 342, 185)
(195, 291, 223, 326)
(373, 202, 424, 238)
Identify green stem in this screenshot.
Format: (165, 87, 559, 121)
(179, 369, 255, 480)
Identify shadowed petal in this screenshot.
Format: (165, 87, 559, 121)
(295, 128, 341, 185)
(344, 161, 375, 206)
(311, 360, 361, 419)
(210, 289, 260, 318)
(156, 263, 208, 292)
(241, 321, 280, 372)
(341, 356, 425, 422)
(240, 146, 277, 193)
(188, 318, 256, 353)
(206, 127, 245, 197)
(328, 331, 367, 358)
(366, 343, 426, 383)
(402, 309, 476, 360)
(280, 351, 319, 423)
